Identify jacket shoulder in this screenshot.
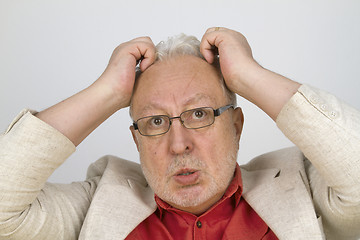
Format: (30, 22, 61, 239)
(241, 146, 306, 174)
(86, 156, 147, 186)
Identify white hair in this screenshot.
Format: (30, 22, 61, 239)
(155, 34, 205, 61)
(133, 34, 237, 110)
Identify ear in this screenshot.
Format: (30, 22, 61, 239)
(232, 107, 244, 142)
(130, 125, 140, 152)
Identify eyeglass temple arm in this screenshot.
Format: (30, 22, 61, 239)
(214, 104, 234, 116)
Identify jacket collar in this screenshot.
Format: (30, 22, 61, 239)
(241, 166, 324, 239)
(79, 157, 157, 240)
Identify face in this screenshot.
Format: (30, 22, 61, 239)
(130, 55, 243, 215)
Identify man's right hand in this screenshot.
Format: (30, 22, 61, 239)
(36, 37, 156, 146)
(96, 37, 156, 109)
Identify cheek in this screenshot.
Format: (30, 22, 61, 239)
(207, 122, 238, 160)
(138, 139, 166, 174)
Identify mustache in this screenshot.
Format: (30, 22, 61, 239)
(166, 154, 206, 176)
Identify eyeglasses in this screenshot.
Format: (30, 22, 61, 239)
(133, 104, 234, 136)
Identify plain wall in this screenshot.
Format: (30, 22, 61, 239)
(1, 0, 359, 183)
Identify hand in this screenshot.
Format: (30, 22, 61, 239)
(200, 27, 300, 120)
(36, 37, 156, 146)
(96, 36, 156, 109)
(200, 27, 261, 98)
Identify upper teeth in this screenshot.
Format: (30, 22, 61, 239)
(179, 172, 193, 176)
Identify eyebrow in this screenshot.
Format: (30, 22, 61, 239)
(137, 93, 216, 117)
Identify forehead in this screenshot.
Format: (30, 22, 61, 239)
(131, 55, 226, 118)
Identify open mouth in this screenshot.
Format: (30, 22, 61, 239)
(177, 171, 196, 176)
(173, 169, 200, 185)
(175, 168, 197, 176)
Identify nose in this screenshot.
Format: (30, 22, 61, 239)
(167, 118, 193, 155)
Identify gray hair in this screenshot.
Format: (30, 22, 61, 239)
(132, 34, 237, 116)
(155, 34, 206, 61)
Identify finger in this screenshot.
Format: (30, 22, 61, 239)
(127, 37, 156, 71)
(205, 26, 226, 34)
(200, 35, 214, 63)
(200, 29, 224, 64)
(130, 36, 154, 43)
(139, 43, 156, 71)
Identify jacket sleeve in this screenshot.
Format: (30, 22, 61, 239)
(276, 84, 360, 239)
(0, 110, 98, 240)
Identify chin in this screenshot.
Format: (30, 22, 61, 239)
(164, 183, 220, 209)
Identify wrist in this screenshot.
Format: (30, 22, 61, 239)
(230, 63, 300, 120)
(91, 76, 132, 111)
(230, 60, 265, 99)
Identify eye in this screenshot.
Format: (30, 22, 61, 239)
(192, 109, 206, 119)
(150, 117, 164, 126)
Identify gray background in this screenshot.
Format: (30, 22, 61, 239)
(1, 0, 359, 183)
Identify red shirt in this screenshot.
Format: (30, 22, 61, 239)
(126, 164, 278, 239)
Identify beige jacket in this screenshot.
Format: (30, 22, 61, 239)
(0, 85, 359, 240)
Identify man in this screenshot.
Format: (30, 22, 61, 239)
(0, 27, 359, 239)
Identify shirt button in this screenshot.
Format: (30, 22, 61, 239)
(196, 220, 202, 228)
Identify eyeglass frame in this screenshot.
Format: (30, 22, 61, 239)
(132, 104, 234, 136)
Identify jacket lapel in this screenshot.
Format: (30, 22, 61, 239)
(79, 157, 157, 240)
(241, 167, 324, 239)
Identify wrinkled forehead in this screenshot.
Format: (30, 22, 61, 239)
(130, 55, 226, 119)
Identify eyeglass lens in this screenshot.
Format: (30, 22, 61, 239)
(136, 107, 215, 136)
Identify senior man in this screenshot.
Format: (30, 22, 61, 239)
(0, 27, 359, 240)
